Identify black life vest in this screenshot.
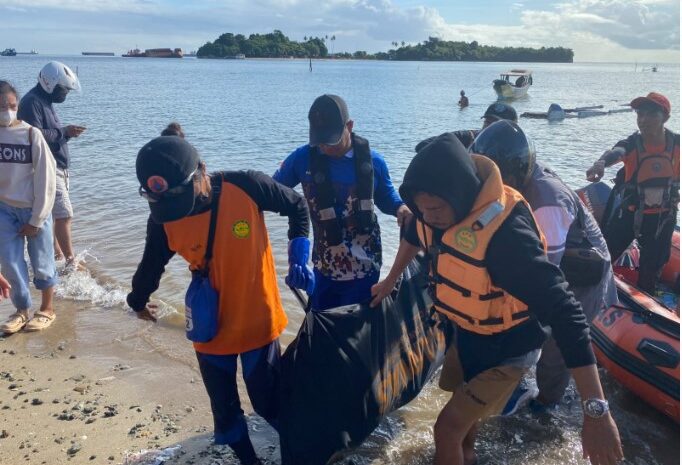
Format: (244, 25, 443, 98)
(309, 133, 376, 246)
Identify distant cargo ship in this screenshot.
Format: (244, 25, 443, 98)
(16, 49, 38, 55)
(122, 48, 183, 58)
(82, 52, 115, 56)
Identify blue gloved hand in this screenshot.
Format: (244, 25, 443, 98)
(286, 237, 315, 295)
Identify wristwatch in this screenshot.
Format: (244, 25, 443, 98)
(583, 398, 610, 419)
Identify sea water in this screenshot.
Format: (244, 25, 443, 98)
(0, 56, 679, 464)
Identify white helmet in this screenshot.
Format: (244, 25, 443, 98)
(38, 61, 81, 94)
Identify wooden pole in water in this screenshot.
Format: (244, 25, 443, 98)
(309, 57, 312, 72)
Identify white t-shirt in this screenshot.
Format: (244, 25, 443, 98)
(533, 205, 574, 266)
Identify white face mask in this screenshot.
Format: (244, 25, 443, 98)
(0, 110, 17, 127)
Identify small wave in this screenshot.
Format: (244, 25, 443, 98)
(123, 445, 181, 465)
(53, 250, 133, 308)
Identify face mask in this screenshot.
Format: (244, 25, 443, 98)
(51, 86, 69, 103)
(0, 110, 16, 127)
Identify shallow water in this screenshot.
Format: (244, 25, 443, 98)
(0, 56, 679, 464)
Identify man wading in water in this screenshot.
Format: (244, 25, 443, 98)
(371, 133, 623, 465)
(274, 94, 410, 311)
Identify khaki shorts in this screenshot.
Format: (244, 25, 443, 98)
(439, 342, 526, 421)
(53, 169, 73, 220)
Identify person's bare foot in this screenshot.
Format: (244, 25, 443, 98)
(60, 258, 86, 275)
(38, 306, 54, 316)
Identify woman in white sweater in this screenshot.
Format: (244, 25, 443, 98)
(0, 81, 58, 334)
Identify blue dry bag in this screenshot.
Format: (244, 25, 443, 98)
(184, 179, 222, 343)
(185, 270, 219, 342)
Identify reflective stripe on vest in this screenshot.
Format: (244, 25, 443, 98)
(308, 133, 376, 245)
(417, 155, 546, 335)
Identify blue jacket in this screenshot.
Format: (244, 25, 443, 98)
(274, 144, 403, 280)
(18, 85, 70, 170)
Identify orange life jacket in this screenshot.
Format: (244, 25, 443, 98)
(163, 180, 287, 355)
(623, 131, 679, 214)
(417, 155, 546, 336)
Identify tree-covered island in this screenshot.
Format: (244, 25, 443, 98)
(197, 30, 573, 63)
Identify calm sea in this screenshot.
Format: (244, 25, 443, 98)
(0, 56, 679, 464)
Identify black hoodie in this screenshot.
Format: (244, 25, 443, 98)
(401, 133, 595, 380)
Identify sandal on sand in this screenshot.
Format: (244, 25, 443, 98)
(1, 313, 29, 334)
(24, 311, 56, 332)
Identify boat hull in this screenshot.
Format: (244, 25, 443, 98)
(493, 80, 529, 99)
(578, 181, 679, 422)
(592, 278, 679, 422)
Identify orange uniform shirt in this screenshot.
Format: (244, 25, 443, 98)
(164, 182, 287, 355)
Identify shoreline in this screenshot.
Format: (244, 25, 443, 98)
(0, 297, 280, 465)
(0, 288, 680, 464)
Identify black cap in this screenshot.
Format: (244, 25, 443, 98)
(136, 136, 200, 223)
(482, 102, 518, 122)
(308, 94, 349, 146)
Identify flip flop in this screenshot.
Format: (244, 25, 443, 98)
(24, 311, 56, 332)
(1, 312, 29, 334)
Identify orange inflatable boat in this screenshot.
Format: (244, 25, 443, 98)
(592, 279, 679, 422)
(579, 181, 679, 422)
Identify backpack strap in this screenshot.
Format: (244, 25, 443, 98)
(200, 174, 223, 276)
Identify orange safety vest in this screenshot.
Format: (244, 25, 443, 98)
(417, 155, 546, 336)
(623, 131, 680, 214)
(163, 180, 287, 355)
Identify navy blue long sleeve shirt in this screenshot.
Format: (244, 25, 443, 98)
(18, 85, 70, 170)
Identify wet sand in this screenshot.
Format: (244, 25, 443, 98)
(0, 298, 280, 465)
(0, 280, 679, 465)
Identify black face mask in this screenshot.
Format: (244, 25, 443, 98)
(51, 85, 69, 103)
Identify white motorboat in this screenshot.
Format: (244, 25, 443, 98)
(493, 69, 532, 99)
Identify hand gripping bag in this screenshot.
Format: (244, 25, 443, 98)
(279, 257, 449, 465)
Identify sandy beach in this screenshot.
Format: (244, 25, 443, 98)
(1, 271, 680, 465)
(0, 296, 281, 465)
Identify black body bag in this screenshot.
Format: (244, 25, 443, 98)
(279, 257, 448, 465)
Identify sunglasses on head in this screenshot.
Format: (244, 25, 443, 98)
(139, 169, 197, 203)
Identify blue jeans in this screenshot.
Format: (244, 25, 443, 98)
(196, 340, 281, 464)
(310, 270, 379, 311)
(0, 201, 57, 311)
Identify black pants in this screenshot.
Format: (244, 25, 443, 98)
(604, 208, 675, 293)
(196, 340, 281, 465)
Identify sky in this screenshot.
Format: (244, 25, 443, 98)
(2, 0, 680, 62)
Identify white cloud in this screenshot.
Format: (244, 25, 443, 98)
(1, 0, 679, 61)
(551, 0, 680, 50)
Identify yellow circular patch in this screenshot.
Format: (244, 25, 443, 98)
(454, 227, 477, 253)
(232, 220, 250, 239)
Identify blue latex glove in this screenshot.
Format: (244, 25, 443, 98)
(286, 237, 315, 294)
